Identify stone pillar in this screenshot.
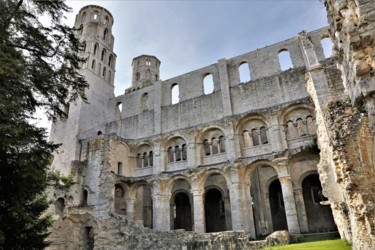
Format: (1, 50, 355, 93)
(243, 181, 257, 239)
(191, 189, 205, 233)
(152, 193, 170, 231)
(279, 176, 300, 234)
(294, 189, 309, 233)
(125, 198, 136, 221)
(153, 142, 165, 174)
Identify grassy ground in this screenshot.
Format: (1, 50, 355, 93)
(261, 239, 351, 250)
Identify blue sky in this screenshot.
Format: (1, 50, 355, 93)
(65, 0, 329, 96)
(36, 0, 329, 130)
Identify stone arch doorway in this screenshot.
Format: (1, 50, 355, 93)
(205, 188, 227, 232)
(302, 174, 337, 232)
(172, 191, 192, 231)
(269, 179, 288, 231)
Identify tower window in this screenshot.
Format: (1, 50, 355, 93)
(103, 29, 108, 41)
(136, 72, 140, 81)
(93, 43, 99, 56)
(103, 67, 106, 78)
(239, 62, 251, 83)
(92, 11, 99, 20)
(101, 49, 106, 61)
(321, 37, 333, 58)
(171, 84, 179, 104)
(104, 16, 109, 25)
(146, 59, 151, 66)
(108, 54, 113, 67)
(91, 60, 96, 70)
(278, 49, 293, 71)
(203, 74, 214, 95)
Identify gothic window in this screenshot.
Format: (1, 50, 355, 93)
(93, 43, 99, 56)
(109, 54, 113, 67)
(137, 146, 153, 168)
(203, 74, 214, 95)
(171, 84, 179, 104)
(252, 129, 259, 146)
(278, 49, 293, 71)
(117, 162, 123, 175)
(101, 49, 106, 61)
(239, 62, 251, 83)
(103, 28, 108, 41)
(103, 67, 106, 78)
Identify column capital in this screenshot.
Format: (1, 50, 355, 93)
(278, 175, 292, 184)
(191, 188, 204, 196)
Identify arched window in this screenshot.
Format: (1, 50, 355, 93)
(103, 28, 108, 41)
(181, 144, 187, 161)
(149, 151, 153, 166)
(141, 93, 149, 111)
(93, 43, 99, 56)
(175, 146, 181, 161)
(82, 190, 88, 206)
(92, 11, 99, 20)
(146, 59, 151, 66)
(203, 74, 214, 95)
(117, 102, 122, 112)
(104, 16, 109, 25)
(136, 72, 140, 81)
(91, 60, 96, 70)
(98, 63, 101, 75)
(211, 137, 218, 154)
(108, 70, 112, 82)
(252, 129, 259, 146)
(260, 127, 268, 144)
(108, 54, 113, 67)
(203, 139, 210, 156)
(321, 37, 333, 58)
(168, 147, 174, 162)
(101, 49, 106, 61)
(103, 67, 106, 78)
(278, 50, 293, 71)
(81, 12, 86, 22)
(54, 198, 65, 214)
(243, 131, 251, 148)
(219, 136, 225, 153)
(143, 152, 148, 167)
(171, 84, 179, 104)
(239, 62, 251, 83)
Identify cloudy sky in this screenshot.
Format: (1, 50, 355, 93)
(65, 0, 329, 96)
(37, 0, 329, 130)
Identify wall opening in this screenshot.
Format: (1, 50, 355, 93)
(103, 28, 108, 41)
(203, 74, 214, 95)
(92, 11, 98, 20)
(321, 37, 333, 58)
(114, 184, 125, 215)
(117, 162, 123, 175)
(91, 60, 96, 70)
(101, 49, 106, 61)
(82, 190, 88, 206)
(103, 67, 106, 78)
(171, 84, 179, 104)
(269, 179, 288, 231)
(205, 188, 227, 232)
(239, 62, 251, 83)
(104, 16, 109, 25)
(108, 54, 113, 67)
(93, 43, 99, 56)
(117, 102, 122, 113)
(278, 50, 293, 71)
(141, 93, 149, 111)
(173, 192, 192, 231)
(83, 227, 94, 250)
(302, 174, 337, 232)
(54, 198, 65, 214)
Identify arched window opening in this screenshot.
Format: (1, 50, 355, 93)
(143, 152, 148, 167)
(173, 192, 192, 231)
(82, 190, 88, 206)
(278, 50, 293, 71)
(137, 153, 142, 168)
(92, 11, 99, 20)
(155, 74, 159, 81)
(141, 93, 149, 112)
(117, 162, 123, 175)
(181, 144, 187, 161)
(103, 28, 108, 41)
(104, 16, 109, 25)
(239, 62, 251, 83)
(84, 227, 94, 250)
(203, 74, 214, 95)
(98, 63, 101, 75)
(108, 54, 113, 67)
(171, 84, 179, 105)
(54, 198, 65, 214)
(321, 37, 333, 58)
(146, 59, 151, 66)
(101, 49, 106, 61)
(175, 146, 181, 161)
(243, 131, 252, 148)
(137, 147, 153, 168)
(205, 188, 226, 232)
(108, 70, 112, 82)
(103, 67, 106, 78)
(117, 102, 122, 112)
(81, 12, 86, 22)
(91, 60, 96, 70)
(296, 118, 306, 136)
(136, 72, 140, 81)
(93, 43, 99, 56)
(269, 179, 287, 231)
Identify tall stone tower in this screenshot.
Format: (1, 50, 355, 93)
(130, 55, 160, 91)
(49, 5, 117, 174)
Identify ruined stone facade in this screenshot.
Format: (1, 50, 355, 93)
(47, 3, 375, 250)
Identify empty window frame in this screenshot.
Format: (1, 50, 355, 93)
(239, 62, 251, 83)
(103, 28, 108, 41)
(171, 84, 179, 104)
(203, 74, 214, 95)
(321, 37, 333, 58)
(278, 50, 293, 71)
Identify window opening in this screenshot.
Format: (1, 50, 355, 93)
(103, 29, 108, 41)
(239, 62, 251, 82)
(203, 74, 214, 95)
(278, 50, 293, 71)
(93, 43, 99, 56)
(117, 162, 123, 175)
(321, 37, 333, 58)
(101, 49, 106, 61)
(171, 84, 179, 104)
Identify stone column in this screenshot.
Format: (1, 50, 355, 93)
(279, 176, 300, 234)
(191, 189, 205, 233)
(125, 198, 136, 221)
(152, 193, 170, 231)
(294, 189, 309, 233)
(243, 181, 257, 239)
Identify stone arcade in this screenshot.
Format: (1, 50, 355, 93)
(48, 3, 375, 250)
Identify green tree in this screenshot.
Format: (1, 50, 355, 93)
(0, 0, 88, 248)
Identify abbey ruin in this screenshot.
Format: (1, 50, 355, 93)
(48, 1, 375, 249)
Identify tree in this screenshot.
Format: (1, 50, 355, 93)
(0, 0, 88, 248)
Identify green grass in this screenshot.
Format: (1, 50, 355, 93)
(262, 239, 351, 250)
